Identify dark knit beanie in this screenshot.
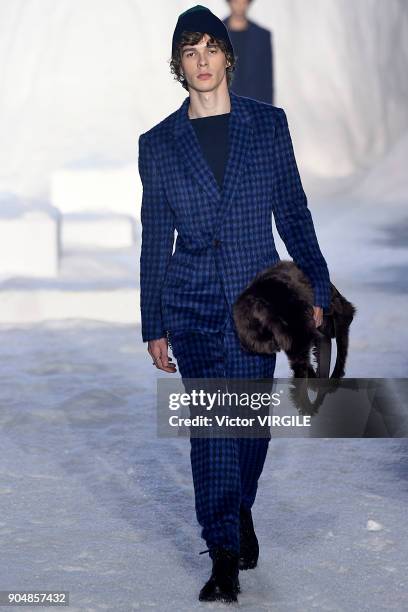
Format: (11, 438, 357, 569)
(172, 5, 234, 58)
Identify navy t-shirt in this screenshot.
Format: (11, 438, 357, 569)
(190, 112, 230, 190)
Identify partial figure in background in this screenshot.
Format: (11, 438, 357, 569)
(223, 0, 274, 104)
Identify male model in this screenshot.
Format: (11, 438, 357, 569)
(223, 0, 274, 104)
(138, 5, 330, 603)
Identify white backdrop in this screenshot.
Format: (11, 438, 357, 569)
(0, 0, 407, 199)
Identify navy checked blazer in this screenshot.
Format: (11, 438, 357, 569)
(138, 91, 331, 343)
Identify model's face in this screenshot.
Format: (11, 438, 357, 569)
(228, 0, 251, 18)
(180, 33, 229, 93)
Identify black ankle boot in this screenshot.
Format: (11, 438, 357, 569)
(199, 547, 240, 603)
(239, 506, 259, 570)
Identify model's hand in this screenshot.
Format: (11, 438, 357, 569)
(148, 337, 177, 373)
(313, 306, 323, 328)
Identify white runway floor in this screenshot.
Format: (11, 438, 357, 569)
(0, 189, 407, 610)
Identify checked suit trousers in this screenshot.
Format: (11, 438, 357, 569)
(168, 313, 276, 554)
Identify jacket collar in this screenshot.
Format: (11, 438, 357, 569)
(173, 89, 251, 137)
(173, 90, 252, 233)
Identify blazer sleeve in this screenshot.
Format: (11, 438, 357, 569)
(271, 109, 331, 310)
(138, 133, 175, 342)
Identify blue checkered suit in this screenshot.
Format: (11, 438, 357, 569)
(138, 90, 331, 553)
(138, 91, 331, 343)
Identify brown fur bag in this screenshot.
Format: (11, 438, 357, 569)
(233, 260, 356, 379)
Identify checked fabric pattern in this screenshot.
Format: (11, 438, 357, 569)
(168, 315, 276, 553)
(138, 91, 331, 343)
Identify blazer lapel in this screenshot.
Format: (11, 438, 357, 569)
(217, 91, 252, 231)
(172, 90, 253, 234)
(173, 96, 221, 206)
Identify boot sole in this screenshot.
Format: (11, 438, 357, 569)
(199, 589, 238, 603)
(199, 581, 240, 602)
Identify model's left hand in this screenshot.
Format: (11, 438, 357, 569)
(313, 306, 323, 328)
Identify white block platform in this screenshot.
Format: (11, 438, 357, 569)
(0, 287, 140, 324)
(51, 164, 142, 218)
(61, 212, 136, 249)
(0, 245, 141, 324)
(0, 193, 60, 279)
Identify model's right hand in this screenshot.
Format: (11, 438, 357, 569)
(148, 337, 177, 373)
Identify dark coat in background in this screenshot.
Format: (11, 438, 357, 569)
(222, 17, 274, 105)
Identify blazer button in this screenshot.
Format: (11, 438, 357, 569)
(213, 238, 221, 248)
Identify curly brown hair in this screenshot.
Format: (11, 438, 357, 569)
(170, 31, 236, 91)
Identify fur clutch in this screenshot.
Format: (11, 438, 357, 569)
(233, 260, 356, 379)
